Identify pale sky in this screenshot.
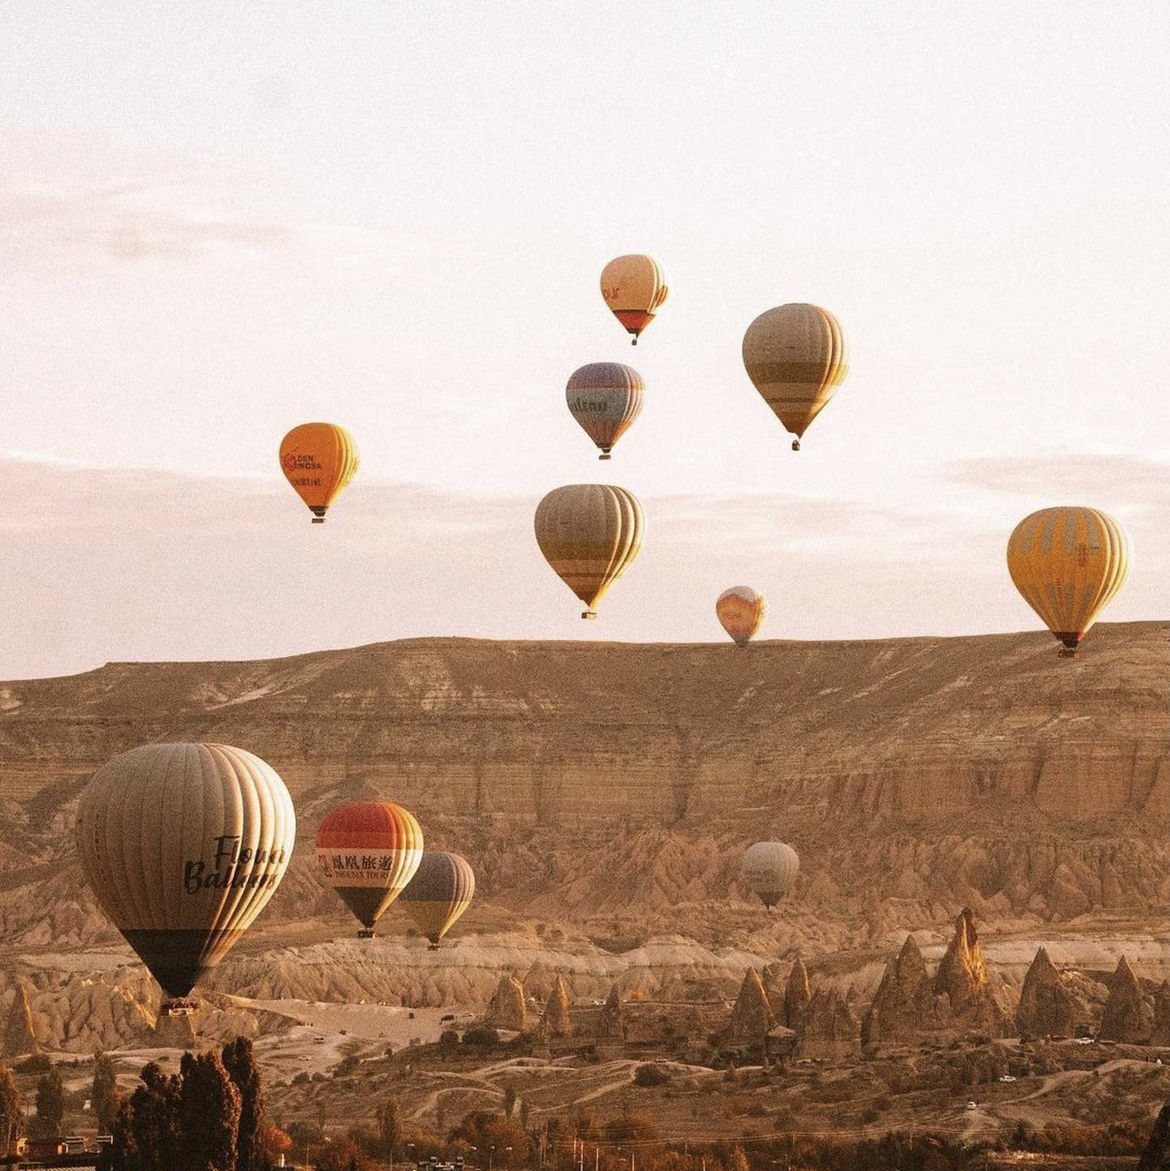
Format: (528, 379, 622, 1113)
(3, 3, 1168, 678)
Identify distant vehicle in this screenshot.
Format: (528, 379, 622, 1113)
(1076, 1036, 1096, 1045)
(965, 1101, 978, 1111)
(997, 1075, 1016, 1083)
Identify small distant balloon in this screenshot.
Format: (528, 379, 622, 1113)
(316, 801, 424, 936)
(716, 586, 767, 646)
(600, 255, 668, 345)
(75, 743, 296, 1012)
(742, 841, 799, 910)
(534, 484, 645, 619)
(566, 362, 644, 460)
(398, 851, 476, 948)
(279, 422, 358, 522)
(1006, 506, 1130, 655)
(742, 304, 848, 450)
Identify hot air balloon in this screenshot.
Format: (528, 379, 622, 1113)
(279, 422, 358, 522)
(1006, 506, 1130, 655)
(75, 743, 296, 1014)
(566, 362, 644, 460)
(716, 586, 767, 647)
(398, 851, 476, 948)
(742, 304, 848, 450)
(600, 255, 668, 345)
(315, 801, 423, 937)
(742, 841, 799, 910)
(534, 484, 645, 619)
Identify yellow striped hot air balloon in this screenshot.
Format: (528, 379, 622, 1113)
(1006, 506, 1130, 655)
(279, 422, 358, 522)
(315, 801, 423, 937)
(742, 303, 849, 450)
(716, 586, 767, 646)
(534, 484, 645, 619)
(398, 851, 476, 948)
(566, 362, 644, 460)
(75, 743, 296, 1014)
(600, 254, 668, 345)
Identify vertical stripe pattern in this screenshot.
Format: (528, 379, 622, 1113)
(1006, 506, 1130, 650)
(565, 363, 645, 457)
(398, 851, 476, 946)
(742, 303, 849, 444)
(600, 255, 669, 342)
(534, 484, 645, 617)
(75, 743, 296, 1000)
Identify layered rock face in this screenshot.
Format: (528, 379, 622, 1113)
(0, 625, 1166, 954)
(933, 909, 1006, 1036)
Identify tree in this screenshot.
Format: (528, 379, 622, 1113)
(0, 1065, 23, 1154)
(503, 1083, 517, 1119)
(223, 1037, 267, 1171)
(314, 1136, 375, 1171)
(377, 1096, 404, 1159)
(179, 1050, 241, 1171)
(33, 1068, 65, 1138)
(130, 1062, 183, 1171)
(93, 1053, 120, 1131)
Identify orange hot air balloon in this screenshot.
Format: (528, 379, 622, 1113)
(716, 586, 767, 646)
(315, 801, 423, 937)
(75, 743, 296, 1014)
(279, 422, 358, 522)
(398, 851, 476, 948)
(566, 362, 644, 460)
(600, 255, 668, 345)
(742, 303, 848, 450)
(1006, 506, 1130, 655)
(534, 484, 645, 619)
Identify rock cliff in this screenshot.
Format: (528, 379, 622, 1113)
(1099, 955, 1153, 1043)
(1015, 947, 1077, 1038)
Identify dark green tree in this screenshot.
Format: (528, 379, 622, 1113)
(222, 1037, 267, 1171)
(92, 1052, 120, 1131)
(179, 1050, 241, 1171)
(129, 1062, 183, 1171)
(0, 1064, 23, 1152)
(32, 1068, 65, 1138)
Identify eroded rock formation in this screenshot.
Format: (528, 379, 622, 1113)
(483, 974, 527, 1032)
(783, 956, 812, 1029)
(1099, 955, 1152, 1044)
(728, 968, 773, 1049)
(796, 987, 860, 1059)
(1016, 947, 1077, 1039)
(540, 975, 572, 1038)
(933, 908, 1005, 1036)
(862, 934, 934, 1049)
(1, 978, 39, 1057)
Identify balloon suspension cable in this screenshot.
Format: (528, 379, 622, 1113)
(582, 610, 598, 620)
(791, 438, 801, 451)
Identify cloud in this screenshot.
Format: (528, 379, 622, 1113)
(3, 456, 1164, 681)
(938, 452, 1170, 516)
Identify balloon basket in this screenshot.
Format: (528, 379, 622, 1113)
(599, 452, 612, 460)
(791, 438, 801, 451)
(581, 610, 598, 620)
(311, 517, 325, 524)
(1058, 647, 1079, 658)
(160, 997, 198, 1017)
(358, 928, 376, 939)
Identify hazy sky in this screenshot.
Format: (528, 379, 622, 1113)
(4, 3, 1169, 678)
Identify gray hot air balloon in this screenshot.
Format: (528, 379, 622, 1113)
(75, 743, 296, 1014)
(742, 841, 799, 910)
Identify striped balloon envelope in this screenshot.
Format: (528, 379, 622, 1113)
(600, 254, 668, 345)
(716, 586, 767, 646)
(1006, 506, 1130, 654)
(534, 484, 645, 619)
(565, 362, 644, 460)
(742, 841, 799, 910)
(279, 422, 359, 523)
(398, 851, 476, 947)
(315, 801, 423, 936)
(75, 743, 296, 1012)
(742, 303, 848, 450)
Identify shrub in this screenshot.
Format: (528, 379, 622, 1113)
(633, 1064, 670, 1087)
